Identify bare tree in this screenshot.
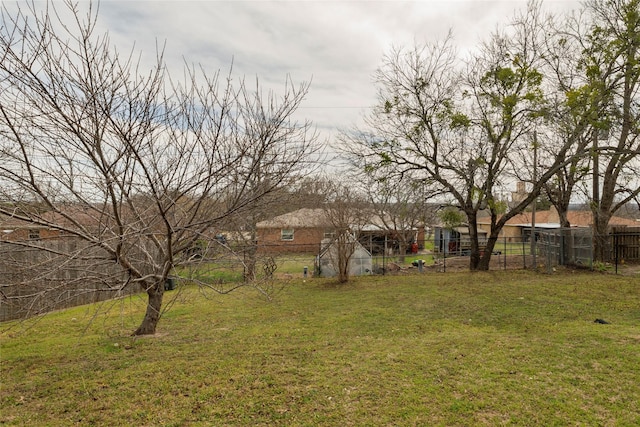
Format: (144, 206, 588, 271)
(321, 182, 368, 283)
(579, 0, 640, 261)
(538, 0, 640, 262)
(342, 4, 580, 271)
(356, 170, 437, 262)
(0, 1, 318, 334)
(223, 78, 322, 282)
(537, 7, 592, 232)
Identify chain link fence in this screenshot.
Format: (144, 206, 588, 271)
(3, 228, 638, 321)
(534, 226, 639, 273)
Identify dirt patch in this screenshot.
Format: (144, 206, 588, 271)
(425, 254, 530, 272)
(420, 255, 640, 275)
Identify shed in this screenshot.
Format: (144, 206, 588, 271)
(434, 226, 488, 255)
(316, 238, 372, 278)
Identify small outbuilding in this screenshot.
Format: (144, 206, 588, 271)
(315, 238, 372, 278)
(433, 226, 488, 255)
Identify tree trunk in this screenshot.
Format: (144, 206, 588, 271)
(243, 225, 258, 282)
(477, 234, 499, 271)
(338, 269, 349, 283)
(133, 281, 164, 336)
(467, 211, 481, 271)
(397, 234, 409, 263)
(592, 209, 612, 263)
(244, 246, 257, 282)
(557, 209, 574, 265)
(337, 240, 351, 283)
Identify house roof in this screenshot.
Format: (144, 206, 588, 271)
(478, 210, 639, 228)
(256, 208, 331, 229)
(2, 205, 127, 233)
(1, 213, 33, 229)
(0, 213, 47, 232)
(361, 213, 423, 231)
(257, 208, 424, 231)
(40, 206, 105, 229)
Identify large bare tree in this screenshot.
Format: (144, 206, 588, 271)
(343, 4, 581, 271)
(0, 1, 318, 334)
(537, 5, 594, 232)
(579, 0, 640, 261)
(537, 0, 640, 262)
(227, 80, 322, 282)
(355, 169, 438, 263)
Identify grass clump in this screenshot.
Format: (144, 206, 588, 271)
(1, 270, 639, 426)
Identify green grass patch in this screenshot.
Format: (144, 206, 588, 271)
(1, 270, 639, 425)
(276, 255, 315, 275)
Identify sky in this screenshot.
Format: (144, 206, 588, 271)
(88, 0, 582, 145)
(4, 0, 581, 152)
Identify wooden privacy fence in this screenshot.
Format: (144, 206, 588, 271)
(0, 238, 136, 322)
(611, 227, 640, 263)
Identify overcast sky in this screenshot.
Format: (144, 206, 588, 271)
(31, 1, 582, 144)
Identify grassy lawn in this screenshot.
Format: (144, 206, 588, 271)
(1, 270, 639, 426)
(277, 255, 315, 275)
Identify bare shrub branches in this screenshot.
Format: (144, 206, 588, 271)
(0, 1, 320, 333)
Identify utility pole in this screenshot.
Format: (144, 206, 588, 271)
(530, 131, 537, 269)
(593, 128, 600, 212)
(592, 127, 600, 263)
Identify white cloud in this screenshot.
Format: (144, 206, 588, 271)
(25, 0, 583, 140)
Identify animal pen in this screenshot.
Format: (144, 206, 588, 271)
(533, 226, 640, 273)
(431, 226, 640, 274)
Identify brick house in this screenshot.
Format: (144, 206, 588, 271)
(257, 208, 426, 255)
(256, 208, 332, 254)
(0, 214, 61, 242)
(1, 206, 109, 242)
